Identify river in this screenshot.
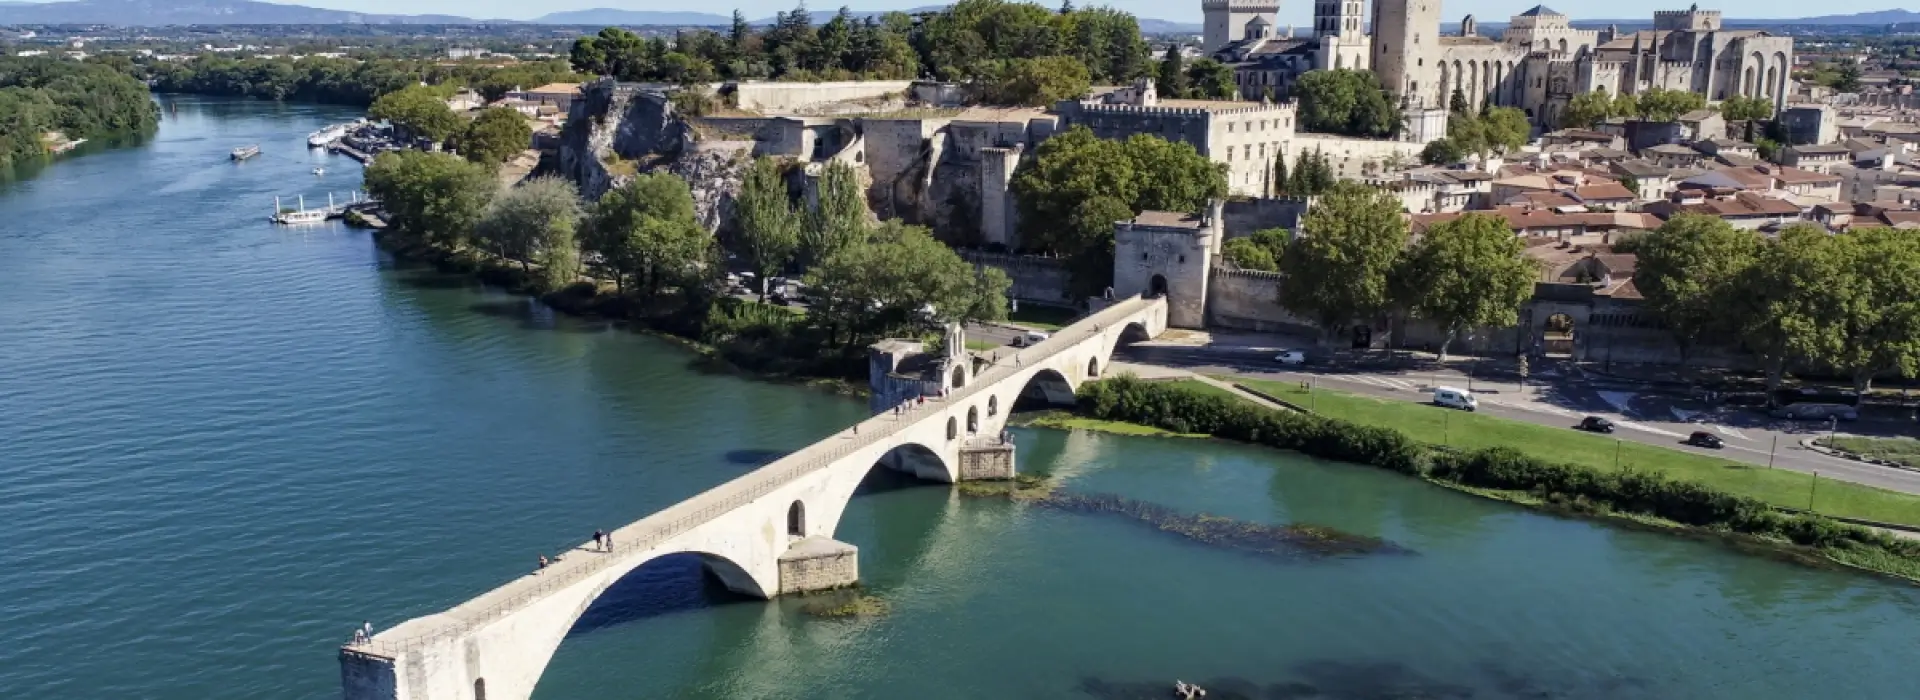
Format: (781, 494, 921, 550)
(0, 96, 1914, 700)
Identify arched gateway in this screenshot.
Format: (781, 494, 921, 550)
(340, 296, 1168, 700)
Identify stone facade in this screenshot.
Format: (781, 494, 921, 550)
(1112, 203, 1224, 328)
(731, 80, 914, 112)
(957, 442, 1017, 480)
(959, 250, 1075, 305)
(776, 537, 860, 595)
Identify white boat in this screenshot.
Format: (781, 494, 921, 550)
(312, 167, 326, 176)
(307, 124, 350, 148)
(231, 145, 261, 161)
(272, 195, 329, 224)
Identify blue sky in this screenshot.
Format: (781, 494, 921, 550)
(35, 0, 1894, 22)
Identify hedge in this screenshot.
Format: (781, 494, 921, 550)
(1078, 376, 1920, 564)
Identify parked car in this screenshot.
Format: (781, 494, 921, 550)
(1011, 331, 1051, 348)
(1769, 402, 1859, 421)
(1273, 349, 1307, 365)
(1686, 431, 1724, 449)
(1578, 416, 1615, 433)
(1432, 386, 1477, 411)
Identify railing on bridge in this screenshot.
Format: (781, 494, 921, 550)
(349, 296, 1159, 656)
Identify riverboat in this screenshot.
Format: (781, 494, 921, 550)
(307, 124, 351, 148)
(231, 145, 260, 161)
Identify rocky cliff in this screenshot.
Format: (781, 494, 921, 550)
(558, 80, 747, 233)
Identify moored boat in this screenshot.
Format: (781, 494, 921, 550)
(231, 145, 260, 161)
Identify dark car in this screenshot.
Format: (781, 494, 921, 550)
(1686, 431, 1724, 449)
(1578, 416, 1615, 433)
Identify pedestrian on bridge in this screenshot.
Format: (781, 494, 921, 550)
(537, 555, 550, 571)
(592, 529, 605, 551)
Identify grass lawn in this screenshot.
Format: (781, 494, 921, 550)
(1019, 410, 1207, 438)
(965, 340, 1002, 352)
(1228, 377, 1920, 528)
(1006, 304, 1081, 331)
(1822, 436, 1920, 468)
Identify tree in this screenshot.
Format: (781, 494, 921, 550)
(1633, 87, 1707, 123)
(1397, 213, 1537, 360)
(1755, 137, 1782, 163)
(1420, 137, 1466, 165)
(1727, 224, 1849, 392)
(1286, 149, 1335, 196)
(1293, 69, 1401, 138)
(1562, 90, 1618, 129)
(803, 160, 869, 266)
(1718, 94, 1773, 122)
(583, 173, 713, 298)
(1126, 133, 1229, 212)
(1834, 62, 1863, 93)
(1617, 173, 1640, 198)
(1479, 106, 1531, 154)
(474, 176, 583, 290)
(1156, 45, 1189, 98)
(1184, 58, 1237, 100)
(1279, 182, 1408, 344)
(805, 220, 1010, 347)
(455, 107, 532, 165)
(980, 55, 1090, 106)
(1448, 87, 1469, 115)
(1632, 214, 1760, 368)
(1830, 227, 1920, 391)
(1271, 150, 1290, 196)
(368, 84, 462, 143)
(363, 150, 497, 249)
(735, 157, 800, 300)
(1223, 228, 1288, 271)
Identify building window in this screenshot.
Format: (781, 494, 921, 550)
(1228, 123, 1235, 133)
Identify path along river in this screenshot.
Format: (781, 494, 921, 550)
(1, 97, 1916, 700)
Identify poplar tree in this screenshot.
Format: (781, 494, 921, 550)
(736, 157, 800, 300)
(803, 160, 869, 266)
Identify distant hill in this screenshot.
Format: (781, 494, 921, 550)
(0, 0, 485, 25)
(530, 9, 730, 26)
(1780, 9, 1920, 24)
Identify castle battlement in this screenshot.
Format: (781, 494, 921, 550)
(1203, 0, 1280, 9)
(1080, 100, 1296, 118)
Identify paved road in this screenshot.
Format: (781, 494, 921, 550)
(1117, 344, 1920, 496)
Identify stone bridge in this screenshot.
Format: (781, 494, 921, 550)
(340, 296, 1167, 700)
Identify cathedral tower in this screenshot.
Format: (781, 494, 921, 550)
(1315, 0, 1371, 70)
(1371, 0, 1441, 107)
(1203, 0, 1282, 53)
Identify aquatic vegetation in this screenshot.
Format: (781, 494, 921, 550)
(800, 593, 890, 619)
(1036, 490, 1410, 559)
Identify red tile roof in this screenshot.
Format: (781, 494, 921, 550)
(1575, 183, 1636, 201)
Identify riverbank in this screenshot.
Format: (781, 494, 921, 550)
(370, 229, 869, 398)
(1051, 376, 1920, 584)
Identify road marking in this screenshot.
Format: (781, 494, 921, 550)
(1597, 390, 1638, 415)
(1377, 377, 1418, 391)
(1615, 420, 1687, 439)
(1716, 425, 1749, 440)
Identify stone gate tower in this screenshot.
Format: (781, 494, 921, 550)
(1203, 0, 1282, 53)
(1111, 202, 1224, 329)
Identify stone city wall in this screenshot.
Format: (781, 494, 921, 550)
(958, 250, 1074, 305)
(1205, 267, 1316, 334)
(1288, 135, 1424, 181)
(733, 81, 915, 112)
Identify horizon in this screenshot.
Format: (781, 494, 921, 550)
(2, 0, 1915, 26)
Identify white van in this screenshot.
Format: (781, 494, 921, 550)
(1011, 331, 1051, 347)
(1432, 386, 1477, 411)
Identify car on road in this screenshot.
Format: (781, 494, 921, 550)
(1011, 331, 1051, 347)
(1578, 416, 1615, 433)
(1273, 349, 1307, 365)
(1769, 402, 1859, 422)
(1432, 386, 1477, 411)
(1686, 431, 1724, 449)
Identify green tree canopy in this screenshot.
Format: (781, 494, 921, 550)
(363, 150, 498, 249)
(1634, 87, 1708, 123)
(455, 107, 533, 165)
(734, 157, 801, 299)
(1156, 45, 1188, 98)
(1183, 58, 1237, 100)
(1727, 224, 1850, 391)
(474, 176, 583, 290)
(1223, 228, 1288, 272)
(805, 220, 1012, 347)
(1717, 94, 1774, 122)
(1419, 137, 1466, 165)
(980, 55, 1091, 106)
(1632, 214, 1760, 366)
(1280, 182, 1409, 343)
(803, 160, 869, 266)
(1397, 213, 1537, 359)
(1286, 149, 1336, 196)
(1830, 227, 1920, 390)
(369, 84, 462, 143)
(1562, 90, 1622, 129)
(1293, 69, 1401, 138)
(583, 173, 714, 297)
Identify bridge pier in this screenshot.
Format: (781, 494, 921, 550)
(957, 440, 1016, 480)
(777, 537, 859, 594)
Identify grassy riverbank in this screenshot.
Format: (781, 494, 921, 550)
(1819, 436, 1920, 470)
(372, 230, 869, 397)
(1227, 377, 1920, 528)
(1058, 375, 1920, 584)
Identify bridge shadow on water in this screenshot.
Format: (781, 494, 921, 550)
(564, 553, 757, 639)
(723, 449, 789, 467)
(1077, 658, 1654, 700)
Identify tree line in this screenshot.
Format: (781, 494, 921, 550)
(569, 0, 1149, 107)
(1632, 215, 1920, 391)
(140, 54, 584, 107)
(363, 150, 1011, 377)
(0, 56, 159, 169)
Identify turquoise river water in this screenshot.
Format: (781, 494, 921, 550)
(1, 97, 1916, 700)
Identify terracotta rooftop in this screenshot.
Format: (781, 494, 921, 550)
(1575, 183, 1637, 201)
(1647, 191, 1803, 219)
